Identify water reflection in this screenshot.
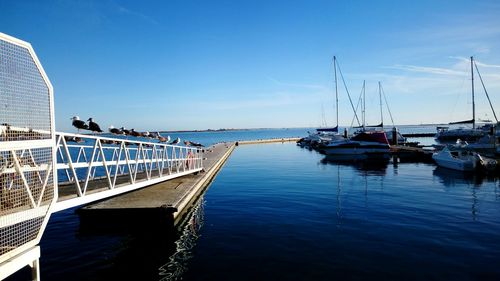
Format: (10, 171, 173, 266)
(432, 167, 499, 187)
(158, 197, 205, 281)
(320, 154, 390, 176)
(433, 167, 500, 221)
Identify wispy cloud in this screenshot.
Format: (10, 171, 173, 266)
(115, 5, 158, 25)
(388, 65, 466, 76)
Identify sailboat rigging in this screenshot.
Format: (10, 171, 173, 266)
(436, 56, 499, 142)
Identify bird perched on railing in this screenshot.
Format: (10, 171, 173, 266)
(71, 116, 88, 132)
(157, 132, 170, 143)
(108, 125, 123, 135)
(120, 127, 131, 135)
(87, 118, 103, 133)
(129, 129, 142, 137)
(170, 137, 180, 145)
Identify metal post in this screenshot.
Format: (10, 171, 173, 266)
(392, 127, 398, 146)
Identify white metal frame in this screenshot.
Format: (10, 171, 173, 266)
(0, 32, 56, 280)
(53, 132, 203, 212)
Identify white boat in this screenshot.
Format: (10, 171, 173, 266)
(460, 134, 499, 156)
(435, 126, 484, 142)
(432, 146, 477, 171)
(436, 56, 498, 142)
(323, 131, 390, 155)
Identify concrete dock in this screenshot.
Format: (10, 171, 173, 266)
(237, 137, 300, 145)
(78, 142, 236, 230)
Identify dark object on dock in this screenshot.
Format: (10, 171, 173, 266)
(184, 140, 204, 147)
(87, 118, 103, 133)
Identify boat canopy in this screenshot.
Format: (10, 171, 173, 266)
(366, 122, 383, 128)
(449, 119, 474, 125)
(316, 126, 338, 133)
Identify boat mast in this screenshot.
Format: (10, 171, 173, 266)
(362, 80, 366, 131)
(379, 81, 383, 128)
(471, 56, 475, 129)
(334, 56, 339, 129)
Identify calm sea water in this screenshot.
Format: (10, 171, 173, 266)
(9, 127, 500, 281)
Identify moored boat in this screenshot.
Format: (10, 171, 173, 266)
(323, 131, 390, 156)
(436, 56, 498, 142)
(432, 146, 477, 171)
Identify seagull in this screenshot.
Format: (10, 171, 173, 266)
(120, 127, 131, 135)
(108, 125, 123, 135)
(71, 116, 88, 132)
(157, 133, 170, 143)
(184, 140, 204, 147)
(129, 129, 142, 137)
(189, 141, 204, 148)
(170, 137, 180, 145)
(87, 118, 103, 133)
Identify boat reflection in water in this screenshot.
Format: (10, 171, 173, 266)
(320, 154, 390, 176)
(433, 167, 500, 221)
(432, 166, 499, 187)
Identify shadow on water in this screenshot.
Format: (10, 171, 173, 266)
(5, 196, 207, 281)
(320, 154, 390, 176)
(74, 197, 206, 281)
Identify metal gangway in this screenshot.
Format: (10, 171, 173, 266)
(54, 132, 202, 212)
(0, 33, 203, 280)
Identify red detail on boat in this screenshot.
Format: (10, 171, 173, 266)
(351, 131, 389, 144)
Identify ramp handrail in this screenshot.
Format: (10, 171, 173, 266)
(54, 132, 203, 211)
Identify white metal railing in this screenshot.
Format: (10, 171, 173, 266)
(53, 132, 203, 211)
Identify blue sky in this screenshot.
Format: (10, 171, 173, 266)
(1, 0, 500, 132)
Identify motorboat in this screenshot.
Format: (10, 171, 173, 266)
(432, 146, 477, 171)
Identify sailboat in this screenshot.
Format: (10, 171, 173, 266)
(304, 56, 345, 146)
(436, 56, 499, 142)
(323, 81, 391, 156)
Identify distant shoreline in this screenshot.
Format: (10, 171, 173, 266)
(157, 124, 452, 134)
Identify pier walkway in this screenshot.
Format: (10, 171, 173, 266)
(79, 142, 235, 226)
